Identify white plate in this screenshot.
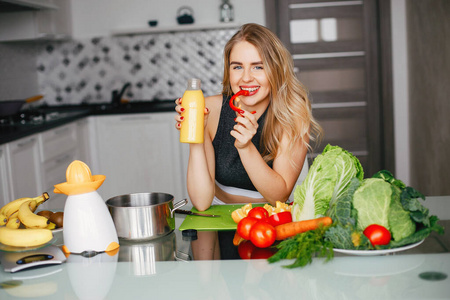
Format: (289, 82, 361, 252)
(333, 239, 424, 256)
(52, 227, 63, 233)
(0, 236, 58, 253)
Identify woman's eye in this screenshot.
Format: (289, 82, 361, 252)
(232, 65, 242, 70)
(254, 65, 264, 70)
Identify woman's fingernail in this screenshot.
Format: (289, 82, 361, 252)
(177, 123, 181, 128)
(234, 118, 237, 121)
(180, 107, 185, 112)
(180, 116, 184, 121)
(205, 107, 209, 113)
(239, 110, 245, 115)
(251, 111, 256, 114)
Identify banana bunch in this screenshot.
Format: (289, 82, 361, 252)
(0, 227, 53, 247)
(0, 192, 54, 247)
(0, 192, 49, 228)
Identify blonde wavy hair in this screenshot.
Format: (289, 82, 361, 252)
(222, 23, 322, 165)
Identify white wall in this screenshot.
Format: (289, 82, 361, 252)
(391, 0, 410, 185)
(70, 0, 266, 38)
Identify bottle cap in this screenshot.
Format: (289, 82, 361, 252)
(187, 78, 201, 90)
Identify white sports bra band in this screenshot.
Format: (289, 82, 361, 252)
(212, 181, 263, 205)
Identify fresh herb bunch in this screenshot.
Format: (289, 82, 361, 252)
(268, 226, 334, 268)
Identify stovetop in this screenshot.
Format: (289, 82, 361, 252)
(0, 109, 88, 127)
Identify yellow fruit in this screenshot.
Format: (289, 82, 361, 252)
(231, 203, 253, 223)
(0, 213, 6, 226)
(46, 222, 56, 230)
(18, 200, 49, 229)
(0, 227, 53, 247)
(6, 217, 20, 229)
(1, 193, 49, 219)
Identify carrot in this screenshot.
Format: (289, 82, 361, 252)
(233, 231, 244, 246)
(275, 216, 333, 240)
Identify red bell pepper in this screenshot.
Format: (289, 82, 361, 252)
(229, 90, 256, 114)
(268, 211, 292, 227)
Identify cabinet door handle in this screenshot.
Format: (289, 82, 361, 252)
(312, 101, 366, 109)
(17, 137, 36, 148)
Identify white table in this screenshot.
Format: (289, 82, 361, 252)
(0, 196, 449, 300)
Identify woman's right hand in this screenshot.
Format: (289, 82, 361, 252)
(174, 97, 184, 130)
(174, 97, 210, 130)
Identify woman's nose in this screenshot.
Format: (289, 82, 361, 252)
(242, 69, 253, 82)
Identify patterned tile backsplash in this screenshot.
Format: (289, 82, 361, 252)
(36, 28, 238, 106)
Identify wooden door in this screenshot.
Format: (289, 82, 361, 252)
(266, 0, 394, 177)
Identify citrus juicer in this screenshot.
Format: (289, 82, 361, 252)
(54, 160, 119, 255)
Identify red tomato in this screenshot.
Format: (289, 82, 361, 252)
(238, 240, 256, 259)
(268, 211, 292, 227)
(363, 224, 392, 246)
(247, 207, 269, 220)
(251, 246, 277, 259)
(237, 217, 259, 240)
(249, 221, 276, 248)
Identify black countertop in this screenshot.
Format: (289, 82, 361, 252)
(0, 100, 176, 145)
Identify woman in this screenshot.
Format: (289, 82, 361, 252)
(175, 23, 321, 211)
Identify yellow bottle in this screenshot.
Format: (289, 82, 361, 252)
(180, 78, 205, 143)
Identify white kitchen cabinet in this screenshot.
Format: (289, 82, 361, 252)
(0, 0, 72, 41)
(70, 0, 265, 39)
(38, 122, 78, 210)
(74, 117, 92, 165)
(0, 1, 58, 10)
(0, 144, 11, 207)
(91, 113, 187, 202)
(6, 134, 43, 200)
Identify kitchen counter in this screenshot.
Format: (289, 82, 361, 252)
(0, 101, 176, 145)
(0, 204, 449, 300)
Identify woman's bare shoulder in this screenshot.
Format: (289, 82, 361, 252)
(205, 94, 223, 109)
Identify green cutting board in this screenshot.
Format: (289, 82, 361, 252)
(178, 204, 265, 231)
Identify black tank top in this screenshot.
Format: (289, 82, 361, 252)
(212, 94, 271, 191)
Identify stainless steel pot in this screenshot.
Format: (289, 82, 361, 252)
(105, 193, 187, 241)
(118, 232, 187, 276)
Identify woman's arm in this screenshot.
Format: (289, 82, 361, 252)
(232, 111, 307, 205)
(241, 134, 306, 205)
(186, 137, 216, 211)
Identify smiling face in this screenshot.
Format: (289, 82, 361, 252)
(228, 41, 271, 111)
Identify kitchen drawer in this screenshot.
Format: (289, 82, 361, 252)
(39, 122, 77, 162)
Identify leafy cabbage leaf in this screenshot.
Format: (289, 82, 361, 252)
(388, 187, 416, 241)
(353, 171, 426, 243)
(326, 177, 360, 226)
(292, 145, 363, 221)
(324, 225, 371, 250)
(352, 178, 392, 231)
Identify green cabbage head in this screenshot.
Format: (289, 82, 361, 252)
(292, 145, 364, 221)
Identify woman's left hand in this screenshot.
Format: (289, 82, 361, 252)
(230, 110, 258, 149)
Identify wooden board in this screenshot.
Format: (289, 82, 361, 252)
(178, 204, 265, 231)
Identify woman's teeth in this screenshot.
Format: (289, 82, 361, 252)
(241, 87, 259, 92)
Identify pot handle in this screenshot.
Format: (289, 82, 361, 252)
(171, 198, 188, 217)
